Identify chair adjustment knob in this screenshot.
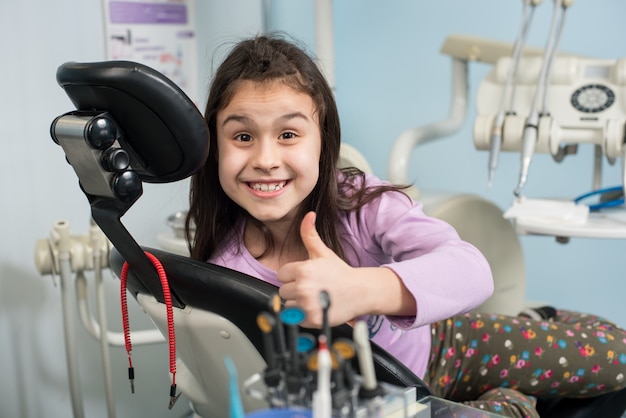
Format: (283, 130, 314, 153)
(111, 170, 142, 202)
(86, 116, 118, 150)
(101, 147, 130, 172)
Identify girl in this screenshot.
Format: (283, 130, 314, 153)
(186, 34, 626, 417)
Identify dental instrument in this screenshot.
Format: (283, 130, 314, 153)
(226, 356, 247, 418)
(280, 306, 310, 404)
(280, 307, 307, 374)
(354, 321, 381, 399)
(488, 0, 541, 188)
(312, 335, 332, 418)
(270, 293, 289, 364)
(320, 290, 331, 343)
(515, 0, 574, 196)
(257, 312, 278, 370)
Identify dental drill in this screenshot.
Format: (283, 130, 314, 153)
(488, 0, 541, 188)
(514, 0, 574, 196)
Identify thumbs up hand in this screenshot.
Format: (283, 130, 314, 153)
(277, 211, 360, 328)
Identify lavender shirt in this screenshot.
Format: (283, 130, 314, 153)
(208, 173, 493, 378)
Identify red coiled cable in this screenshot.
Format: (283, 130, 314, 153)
(120, 251, 178, 406)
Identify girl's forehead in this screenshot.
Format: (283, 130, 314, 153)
(219, 80, 318, 119)
(229, 79, 304, 99)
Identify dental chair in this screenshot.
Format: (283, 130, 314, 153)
(49, 60, 626, 418)
(49, 60, 431, 417)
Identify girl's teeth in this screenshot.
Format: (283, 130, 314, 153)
(251, 182, 285, 191)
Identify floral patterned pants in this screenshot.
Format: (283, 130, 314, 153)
(423, 310, 626, 417)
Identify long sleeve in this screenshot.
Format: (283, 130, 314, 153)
(339, 175, 494, 329)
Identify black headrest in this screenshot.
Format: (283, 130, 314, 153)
(56, 61, 209, 183)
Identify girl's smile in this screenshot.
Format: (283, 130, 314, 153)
(246, 180, 290, 198)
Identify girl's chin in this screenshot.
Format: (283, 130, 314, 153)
(247, 208, 297, 225)
(251, 213, 292, 224)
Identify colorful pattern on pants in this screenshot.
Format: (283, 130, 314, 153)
(423, 310, 626, 417)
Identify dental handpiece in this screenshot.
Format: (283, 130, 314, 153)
(488, 0, 537, 188)
(515, 0, 565, 196)
(312, 335, 332, 418)
(319, 290, 331, 343)
(488, 113, 505, 188)
(353, 321, 379, 396)
(515, 110, 539, 196)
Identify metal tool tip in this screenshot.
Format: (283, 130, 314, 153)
(319, 290, 330, 309)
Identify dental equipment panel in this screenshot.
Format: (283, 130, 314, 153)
(474, 56, 626, 192)
(472, 0, 626, 217)
(474, 47, 626, 238)
(404, 2, 626, 239)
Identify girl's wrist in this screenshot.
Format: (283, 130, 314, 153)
(357, 267, 416, 317)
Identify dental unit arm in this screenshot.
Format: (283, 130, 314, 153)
(476, 55, 626, 191)
(475, 51, 626, 238)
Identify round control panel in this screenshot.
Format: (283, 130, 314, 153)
(570, 84, 615, 113)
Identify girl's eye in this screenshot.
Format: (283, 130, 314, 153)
(280, 132, 296, 140)
(235, 133, 252, 142)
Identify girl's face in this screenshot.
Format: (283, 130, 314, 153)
(216, 80, 322, 228)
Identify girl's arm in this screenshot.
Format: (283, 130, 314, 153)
(277, 211, 417, 328)
(278, 186, 493, 329)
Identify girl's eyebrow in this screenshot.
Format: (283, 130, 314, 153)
(221, 112, 310, 128)
(277, 112, 310, 123)
(221, 114, 253, 127)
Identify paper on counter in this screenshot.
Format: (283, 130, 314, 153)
(503, 197, 589, 225)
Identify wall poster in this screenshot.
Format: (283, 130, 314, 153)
(102, 0, 199, 105)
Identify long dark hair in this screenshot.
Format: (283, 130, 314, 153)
(186, 34, 407, 261)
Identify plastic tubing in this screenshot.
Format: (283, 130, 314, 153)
(56, 220, 86, 418)
(75, 274, 165, 346)
(93, 243, 116, 418)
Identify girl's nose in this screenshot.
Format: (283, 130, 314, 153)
(252, 139, 280, 172)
